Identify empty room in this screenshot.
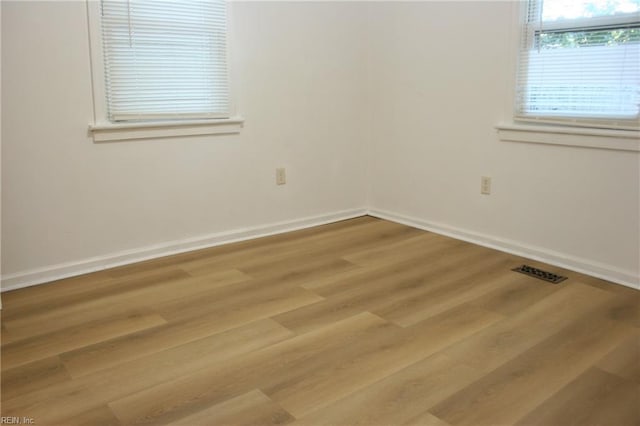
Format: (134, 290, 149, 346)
(1, 0, 639, 425)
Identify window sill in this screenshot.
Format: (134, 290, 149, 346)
(89, 117, 244, 142)
(496, 123, 639, 152)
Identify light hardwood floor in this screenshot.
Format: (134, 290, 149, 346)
(1, 216, 638, 425)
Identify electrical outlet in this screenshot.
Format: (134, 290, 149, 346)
(276, 168, 286, 185)
(481, 176, 491, 195)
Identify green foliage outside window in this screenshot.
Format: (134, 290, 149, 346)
(538, 28, 640, 49)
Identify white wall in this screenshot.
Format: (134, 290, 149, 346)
(1, 1, 368, 287)
(2, 1, 638, 290)
(366, 2, 639, 287)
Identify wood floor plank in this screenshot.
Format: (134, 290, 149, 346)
(298, 265, 370, 291)
(107, 312, 388, 424)
(165, 389, 294, 426)
(240, 256, 358, 286)
(402, 412, 452, 426)
(269, 298, 363, 337)
(0, 268, 188, 322)
(1, 356, 71, 400)
(341, 232, 458, 267)
(70, 319, 293, 401)
(372, 255, 519, 327)
(1, 321, 19, 345)
(236, 227, 423, 280)
(268, 305, 504, 418)
(0, 270, 114, 311)
(290, 353, 480, 426)
(1, 312, 167, 370)
(57, 405, 121, 426)
(468, 273, 559, 316)
(439, 282, 617, 373)
(3, 269, 249, 341)
(515, 367, 640, 426)
(155, 280, 324, 325)
(306, 239, 483, 302)
(313, 239, 489, 299)
(595, 330, 640, 384)
(599, 293, 640, 327)
(70, 283, 315, 361)
(61, 316, 292, 379)
(273, 243, 505, 335)
(271, 253, 476, 334)
(431, 311, 635, 425)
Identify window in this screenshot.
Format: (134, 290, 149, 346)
(515, 0, 640, 130)
(87, 0, 242, 141)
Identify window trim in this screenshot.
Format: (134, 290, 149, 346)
(89, 117, 244, 142)
(514, 0, 640, 131)
(85, 0, 242, 142)
(496, 122, 640, 152)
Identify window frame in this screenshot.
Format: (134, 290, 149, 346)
(513, 0, 640, 131)
(498, 1, 640, 151)
(86, 0, 243, 142)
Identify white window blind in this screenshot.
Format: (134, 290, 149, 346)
(100, 0, 229, 122)
(515, 0, 640, 129)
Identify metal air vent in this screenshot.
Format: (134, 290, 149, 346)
(512, 264, 567, 284)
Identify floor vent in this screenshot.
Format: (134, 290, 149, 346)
(512, 265, 567, 284)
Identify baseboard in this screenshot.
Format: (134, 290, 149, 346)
(1, 208, 368, 292)
(368, 208, 639, 290)
(4, 206, 637, 292)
